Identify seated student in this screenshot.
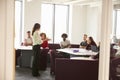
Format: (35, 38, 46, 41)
(80, 34, 88, 48)
(22, 31, 33, 46)
(110, 45, 120, 80)
(92, 40, 120, 80)
(60, 33, 71, 49)
(60, 33, 70, 58)
(114, 42, 120, 57)
(40, 33, 50, 70)
(86, 36, 97, 50)
(40, 33, 50, 49)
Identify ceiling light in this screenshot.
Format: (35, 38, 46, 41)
(27, 0, 32, 2)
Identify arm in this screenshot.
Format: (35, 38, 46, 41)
(79, 41, 87, 48)
(60, 42, 64, 49)
(67, 40, 71, 48)
(44, 38, 51, 41)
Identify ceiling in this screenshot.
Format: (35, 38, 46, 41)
(41, 0, 120, 5)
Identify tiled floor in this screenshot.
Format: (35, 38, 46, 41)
(15, 67, 55, 80)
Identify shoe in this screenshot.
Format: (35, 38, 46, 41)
(32, 73, 40, 77)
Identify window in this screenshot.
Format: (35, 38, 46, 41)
(41, 4, 54, 43)
(54, 5, 69, 43)
(116, 10, 120, 38)
(15, 0, 23, 48)
(112, 10, 115, 36)
(113, 10, 120, 39)
(41, 4, 69, 43)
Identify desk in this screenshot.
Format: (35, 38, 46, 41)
(55, 58, 98, 80)
(16, 46, 33, 68)
(57, 48, 98, 56)
(16, 46, 32, 50)
(16, 46, 49, 69)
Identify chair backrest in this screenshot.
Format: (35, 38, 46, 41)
(70, 44, 80, 48)
(48, 44, 61, 49)
(49, 50, 56, 62)
(55, 58, 98, 80)
(110, 44, 117, 58)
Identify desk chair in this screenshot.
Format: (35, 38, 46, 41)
(55, 58, 98, 80)
(49, 50, 64, 75)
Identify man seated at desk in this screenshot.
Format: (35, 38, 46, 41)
(60, 33, 71, 49)
(22, 31, 33, 46)
(60, 33, 71, 58)
(80, 34, 88, 48)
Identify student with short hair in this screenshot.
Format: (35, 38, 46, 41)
(40, 33, 50, 70)
(60, 33, 71, 58)
(80, 34, 88, 48)
(25, 31, 33, 45)
(21, 31, 33, 46)
(40, 33, 49, 49)
(60, 33, 71, 49)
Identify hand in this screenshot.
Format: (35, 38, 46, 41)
(45, 38, 51, 41)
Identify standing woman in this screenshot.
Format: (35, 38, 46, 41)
(32, 23, 41, 77)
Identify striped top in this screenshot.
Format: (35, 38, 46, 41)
(33, 31, 42, 45)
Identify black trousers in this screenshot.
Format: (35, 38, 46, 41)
(32, 45, 41, 76)
(15, 49, 21, 66)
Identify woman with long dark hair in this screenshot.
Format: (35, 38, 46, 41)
(86, 36, 97, 50)
(32, 23, 41, 77)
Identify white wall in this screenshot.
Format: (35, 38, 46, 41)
(24, 0, 42, 38)
(69, 5, 87, 44)
(0, 1, 6, 79)
(23, 1, 101, 44)
(69, 5, 101, 44)
(86, 6, 101, 43)
(23, 2, 87, 44)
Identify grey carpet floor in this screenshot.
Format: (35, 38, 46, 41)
(15, 67, 55, 80)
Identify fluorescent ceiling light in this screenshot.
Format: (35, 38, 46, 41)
(65, 0, 90, 4)
(27, 0, 32, 2)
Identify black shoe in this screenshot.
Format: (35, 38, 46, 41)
(40, 68, 46, 71)
(32, 73, 40, 77)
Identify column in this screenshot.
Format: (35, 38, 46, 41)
(0, 0, 6, 79)
(99, 0, 113, 80)
(0, 0, 15, 80)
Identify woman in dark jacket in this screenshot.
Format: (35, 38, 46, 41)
(86, 37, 97, 50)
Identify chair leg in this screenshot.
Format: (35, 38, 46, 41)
(50, 71, 54, 75)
